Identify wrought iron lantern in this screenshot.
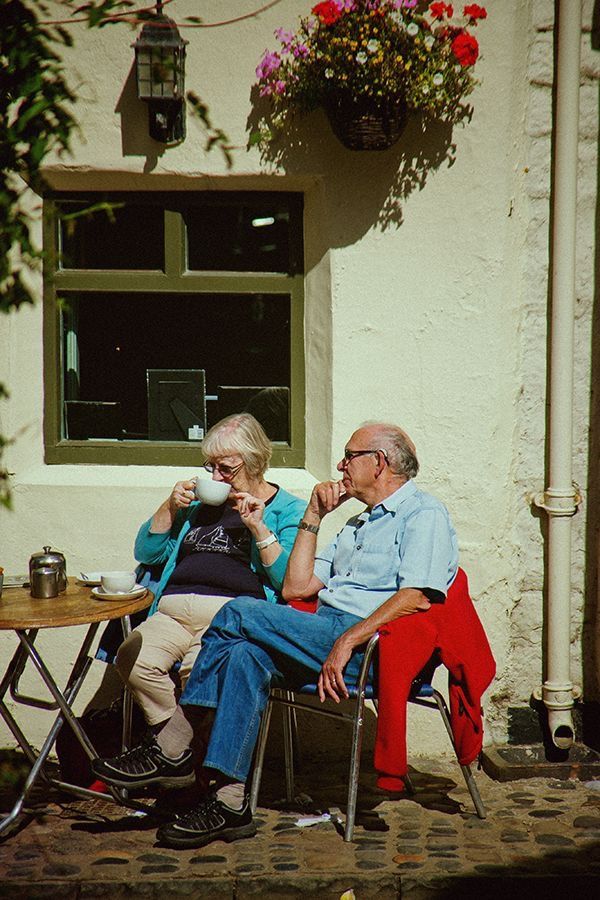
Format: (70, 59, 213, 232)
(132, 2, 188, 144)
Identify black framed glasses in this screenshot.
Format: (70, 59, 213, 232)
(203, 460, 244, 477)
(342, 448, 389, 464)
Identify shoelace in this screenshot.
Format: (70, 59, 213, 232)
(112, 734, 158, 766)
(177, 793, 223, 830)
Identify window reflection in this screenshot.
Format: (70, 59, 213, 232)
(62, 292, 291, 443)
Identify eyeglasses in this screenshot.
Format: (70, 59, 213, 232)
(342, 448, 389, 464)
(203, 460, 244, 477)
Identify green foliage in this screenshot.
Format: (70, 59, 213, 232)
(1, 0, 78, 310)
(0, 0, 231, 508)
(187, 92, 232, 169)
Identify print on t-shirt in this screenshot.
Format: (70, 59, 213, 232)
(182, 521, 251, 560)
(163, 502, 265, 598)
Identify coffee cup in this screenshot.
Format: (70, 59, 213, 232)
(194, 478, 231, 506)
(101, 571, 137, 594)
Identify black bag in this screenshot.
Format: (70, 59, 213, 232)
(55, 697, 146, 787)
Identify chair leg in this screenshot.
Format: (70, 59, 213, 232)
(249, 699, 273, 814)
(431, 689, 486, 819)
(344, 690, 368, 842)
(282, 691, 296, 804)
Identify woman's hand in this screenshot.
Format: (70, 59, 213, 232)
(150, 479, 195, 534)
(168, 479, 196, 515)
(232, 491, 266, 535)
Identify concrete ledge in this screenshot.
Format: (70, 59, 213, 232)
(481, 742, 600, 781)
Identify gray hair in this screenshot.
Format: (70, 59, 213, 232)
(201, 413, 272, 478)
(362, 422, 419, 479)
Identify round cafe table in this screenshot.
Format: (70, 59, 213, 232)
(0, 581, 153, 837)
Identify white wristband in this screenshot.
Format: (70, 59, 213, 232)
(255, 532, 278, 550)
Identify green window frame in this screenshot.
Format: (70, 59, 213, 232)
(43, 191, 305, 466)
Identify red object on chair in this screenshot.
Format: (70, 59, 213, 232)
(287, 597, 318, 613)
(375, 567, 496, 790)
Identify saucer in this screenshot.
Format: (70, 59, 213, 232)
(91, 584, 147, 601)
(78, 572, 103, 586)
(2, 574, 30, 588)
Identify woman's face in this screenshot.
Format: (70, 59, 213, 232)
(205, 452, 254, 493)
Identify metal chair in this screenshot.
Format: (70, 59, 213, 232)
(249, 633, 486, 842)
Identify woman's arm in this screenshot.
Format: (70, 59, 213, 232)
(134, 483, 194, 564)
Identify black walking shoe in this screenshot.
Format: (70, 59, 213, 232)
(156, 793, 257, 849)
(91, 734, 195, 789)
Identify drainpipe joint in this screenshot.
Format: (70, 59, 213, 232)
(537, 682, 578, 750)
(533, 484, 582, 517)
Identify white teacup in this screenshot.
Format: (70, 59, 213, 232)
(101, 571, 137, 594)
(194, 478, 231, 506)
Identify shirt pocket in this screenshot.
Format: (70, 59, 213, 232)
(352, 542, 400, 589)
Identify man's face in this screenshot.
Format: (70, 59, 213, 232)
(337, 428, 381, 499)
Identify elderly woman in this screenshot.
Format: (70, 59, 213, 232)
(115, 413, 305, 731)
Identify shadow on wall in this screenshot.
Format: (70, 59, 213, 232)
(246, 86, 463, 247)
(115, 62, 165, 173)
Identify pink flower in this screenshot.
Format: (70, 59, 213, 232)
(256, 50, 282, 80)
(292, 43, 310, 58)
(274, 80, 286, 95)
(275, 27, 295, 50)
(259, 83, 273, 97)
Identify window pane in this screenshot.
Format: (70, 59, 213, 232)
(61, 292, 291, 443)
(58, 202, 164, 270)
(184, 194, 302, 273)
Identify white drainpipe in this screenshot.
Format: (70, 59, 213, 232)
(533, 0, 582, 749)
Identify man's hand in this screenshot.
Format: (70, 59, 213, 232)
(318, 633, 354, 703)
(306, 480, 349, 524)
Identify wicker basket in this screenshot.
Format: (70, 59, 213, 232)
(324, 93, 408, 151)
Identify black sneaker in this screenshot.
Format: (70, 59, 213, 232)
(90, 734, 195, 789)
(156, 793, 256, 849)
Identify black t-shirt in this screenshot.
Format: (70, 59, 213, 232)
(162, 502, 266, 599)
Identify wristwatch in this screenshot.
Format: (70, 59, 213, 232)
(297, 520, 320, 535)
(255, 532, 278, 550)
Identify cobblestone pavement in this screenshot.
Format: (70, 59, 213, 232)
(1, 755, 600, 898)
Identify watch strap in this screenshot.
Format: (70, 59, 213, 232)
(298, 520, 320, 535)
(255, 532, 278, 550)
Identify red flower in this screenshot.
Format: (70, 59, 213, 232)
(312, 1, 343, 26)
(463, 4, 487, 20)
(451, 31, 479, 66)
(429, 2, 454, 19)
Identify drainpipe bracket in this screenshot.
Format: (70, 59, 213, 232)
(532, 484, 582, 517)
(538, 682, 578, 709)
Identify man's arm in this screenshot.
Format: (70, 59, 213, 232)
(317, 586, 431, 702)
(282, 480, 349, 601)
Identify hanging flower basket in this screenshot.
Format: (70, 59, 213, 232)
(324, 93, 408, 151)
(251, 2, 488, 154)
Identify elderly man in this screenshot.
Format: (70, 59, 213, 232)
(93, 422, 458, 849)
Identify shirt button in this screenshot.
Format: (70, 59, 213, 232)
(329, 588, 333, 593)
(357, 545, 362, 550)
(346, 572, 351, 576)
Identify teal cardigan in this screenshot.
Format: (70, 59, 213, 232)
(135, 485, 306, 615)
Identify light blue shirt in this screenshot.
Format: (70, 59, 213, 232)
(313, 480, 459, 619)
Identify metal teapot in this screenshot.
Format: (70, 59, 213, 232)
(29, 546, 67, 594)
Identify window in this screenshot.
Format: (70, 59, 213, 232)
(43, 192, 305, 466)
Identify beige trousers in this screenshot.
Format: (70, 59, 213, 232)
(115, 593, 231, 726)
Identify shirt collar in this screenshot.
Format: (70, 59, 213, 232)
(374, 479, 417, 515)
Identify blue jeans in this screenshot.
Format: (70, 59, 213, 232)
(179, 596, 369, 783)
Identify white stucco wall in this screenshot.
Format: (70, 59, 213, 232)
(0, 1, 596, 758)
